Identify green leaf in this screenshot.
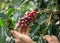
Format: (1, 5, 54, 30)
(1, 3, 6, 9)
(7, 8, 15, 17)
(0, 19, 5, 27)
(31, 25, 40, 36)
(13, 11, 24, 22)
(0, 12, 9, 20)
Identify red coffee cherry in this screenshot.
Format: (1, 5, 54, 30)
(26, 12, 30, 16)
(15, 10, 37, 30)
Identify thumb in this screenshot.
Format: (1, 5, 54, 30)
(44, 35, 53, 42)
(52, 35, 60, 43)
(10, 30, 21, 38)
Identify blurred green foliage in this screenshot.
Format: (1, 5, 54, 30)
(0, 0, 60, 43)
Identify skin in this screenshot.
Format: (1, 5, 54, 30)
(14, 23, 30, 35)
(11, 30, 34, 43)
(18, 26, 30, 35)
(11, 30, 60, 43)
(44, 35, 60, 43)
(12, 24, 60, 43)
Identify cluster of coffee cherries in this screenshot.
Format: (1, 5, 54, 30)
(14, 10, 37, 30)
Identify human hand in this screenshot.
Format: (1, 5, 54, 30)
(11, 30, 34, 43)
(13, 22, 60, 43)
(44, 35, 60, 43)
(11, 30, 60, 43)
(14, 22, 30, 35)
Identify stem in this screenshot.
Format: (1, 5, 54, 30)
(56, 0, 60, 10)
(19, 0, 29, 11)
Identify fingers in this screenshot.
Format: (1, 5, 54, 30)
(14, 21, 30, 35)
(52, 35, 58, 40)
(11, 30, 34, 43)
(44, 35, 60, 43)
(18, 27, 22, 34)
(25, 26, 30, 35)
(18, 27, 25, 34)
(44, 35, 53, 42)
(52, 35, 60, 43)
(10, 30, 21, 38)
(18, 26, 30, 35)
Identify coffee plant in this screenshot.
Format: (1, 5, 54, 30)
(0, 0, 60, 43)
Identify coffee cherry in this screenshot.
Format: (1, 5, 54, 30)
(19, 21, 22, 26)
(24, 16, 31, 23)
(30, 12, 35, 21)
(24, 20, 29, 25)
(27, 13, 34, 21)
(15, 9, 37, 30)
(26, 12, 30, 16)
(33, 13, 37, 19)
(32, 10, 36, 13)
